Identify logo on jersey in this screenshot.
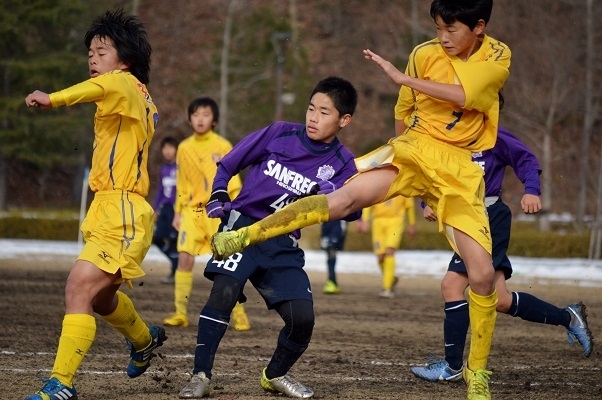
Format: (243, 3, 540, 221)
(263, 160, 317, 195)
(316, 165, 335, 181)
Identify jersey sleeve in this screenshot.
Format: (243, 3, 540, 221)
(495, 129, 542, 195)
(453, 39, 511, 113)
(49, 80, 104, 107)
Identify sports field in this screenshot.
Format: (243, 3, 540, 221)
(1, 244, 600, 399)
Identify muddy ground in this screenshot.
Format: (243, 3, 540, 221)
(1, 253, 600, 400)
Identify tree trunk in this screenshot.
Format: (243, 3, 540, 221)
(218, 0, 239, 138)
(577, 0, 593, 231)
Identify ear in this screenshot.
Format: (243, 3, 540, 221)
(119, 61, 130, 72)
(474, 19, 486, 35)
(339, 114, 352, 129)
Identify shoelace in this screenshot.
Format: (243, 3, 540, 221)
(278, 375, 309, 393)
(467, 369, 492, 395)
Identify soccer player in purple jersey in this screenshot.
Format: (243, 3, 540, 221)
(152, 136, 179, 284)
(177, 77, 361, 399)
(411, 127, 593, 383)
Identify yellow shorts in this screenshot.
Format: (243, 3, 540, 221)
(355, 130, 491, 255)
(177, 207, 220, 256)
(79, 190, 154, 282)
(372, 217, 404, 254)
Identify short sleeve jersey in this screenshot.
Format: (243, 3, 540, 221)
(175, 131, 241, 213)
(395, 34, 511, 152)
(50, 70, 159, 196)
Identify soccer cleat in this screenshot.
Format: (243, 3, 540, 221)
(25, 377, 77, 400)
(210, 229, 249, 260)
(411, 356, 463, 382)
(379, 289, 395, 298)
(163, 313, 189, 327)
(126, 325, 167, 378)
(565, 302, 594, 357)
(261, 368, 314, 398)
(323, 280, 341, 294)
(178, 372, 211, 399)
(231, 303, 251, 331)
(463, 365, 492, 400)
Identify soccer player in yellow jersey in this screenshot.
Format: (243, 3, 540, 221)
(24, 9, 166, 400)
(357, 196, 416, 298)
(162, 97, 248, 330)
(210, 1, 510, 398)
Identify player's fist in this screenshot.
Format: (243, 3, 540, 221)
(314, 180, 337, 195)
(25, 90, 52, 109)
(206, 187, 231, 218)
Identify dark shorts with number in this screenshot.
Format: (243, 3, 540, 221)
(448, 199, 513, 279)
(204, 210, 312, 309)
(320, 220, 347, 250)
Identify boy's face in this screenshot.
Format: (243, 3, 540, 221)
(189, 106, 216, 135)
(305, 93, 351, 143)
(435, 16, 485, 61)
(88, 36, 128, 78)
(161, 144, 177, 163)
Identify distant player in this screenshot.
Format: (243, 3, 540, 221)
(24, 9, 166, 400)
(152, 136, 180, 284)
(162, 97, 249, 330)
(411, 127, 593, 383)
(357, 195, 416, 298)
(320, 220, 348, 294)
(177, 77, 361, 399)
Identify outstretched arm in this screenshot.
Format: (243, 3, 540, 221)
(363, 49, 466, 107)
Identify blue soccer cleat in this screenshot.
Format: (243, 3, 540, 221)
(411, 355, 463, 382)
(565, 302, 594, 357)
(25, 377, 77, 400)
(126, 325, 167, 378)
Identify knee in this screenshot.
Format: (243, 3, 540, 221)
(495, 290, 513, 313)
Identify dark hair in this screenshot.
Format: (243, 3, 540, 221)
(161, 136, 179, 149)
(310, 76, 358, 117)
(84, 9, 152, 84)
(430, 0, 493, 29)
(187, 97, 219, 124)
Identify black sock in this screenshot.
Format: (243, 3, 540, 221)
(193, 306, 230, 377)
(508, 292, 571, 327)
(443, 300, 469, 371)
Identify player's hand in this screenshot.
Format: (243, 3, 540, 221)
(25, 90, 52, 109)
(521, 194, 542, 214)
(407, 224, 416, 238)
(315, 180, 337, 195)
(363, 49, 405, 85)
(172, 212, 181, 231)
(355, 219, 369, 233)
(423, 205, 437, 222)
(206, 187, 232, 218)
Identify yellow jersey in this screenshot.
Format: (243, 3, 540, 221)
(395, 34, 510, 152)
(50, 70, 158, 196)
(175, 130, 241, 213)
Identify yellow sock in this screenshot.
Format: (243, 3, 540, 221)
(467, 288, 498, 371)
(174, 269, 193, 317)
(246, 195, 329, 245)
(382, 255, 396, 290)
(51, 314, 96, 386)
(101, 291, 150, 351)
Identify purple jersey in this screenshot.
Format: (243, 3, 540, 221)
(213, 121, 361, 236)
(472, 127, 541, 198)
(153, 161, 177, 210)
